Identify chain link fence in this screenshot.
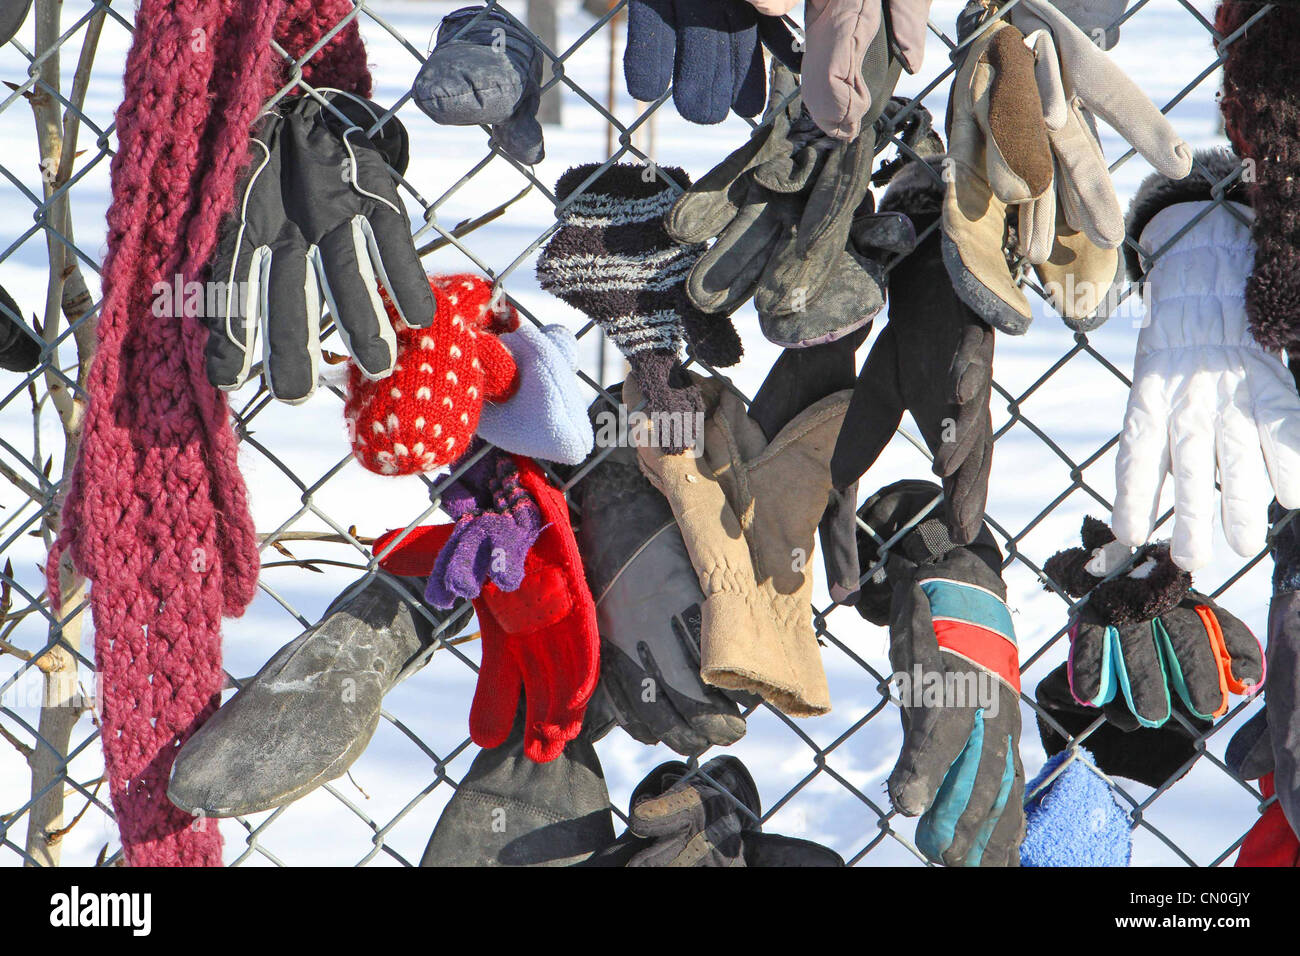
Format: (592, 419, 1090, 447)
(0, 0, 1284, 866)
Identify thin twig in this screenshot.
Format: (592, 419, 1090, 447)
(415, 184, 531, 256)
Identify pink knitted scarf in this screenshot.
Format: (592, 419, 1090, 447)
(47, 0, 370, 866)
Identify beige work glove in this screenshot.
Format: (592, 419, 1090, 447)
(943, 4, 1191, 334)
(624, 371, 849, 717)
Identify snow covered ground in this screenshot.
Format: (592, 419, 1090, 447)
(0, 0, 1273, 866)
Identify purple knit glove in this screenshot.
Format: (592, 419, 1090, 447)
(425, 446, 545, 608)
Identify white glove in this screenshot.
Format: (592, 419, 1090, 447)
(1114, 201, 1300, 570)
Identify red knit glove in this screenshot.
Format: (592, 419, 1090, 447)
(346, 274, 519, 475)
(375, 455, 599, 762)
(1236, 773, 1300, 867)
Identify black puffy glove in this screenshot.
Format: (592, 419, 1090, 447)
(856, 480, 1025, 866)
(206, 92, 436, 403)
(1043, 517, 1264, 731)
(831, 153, 995, 545)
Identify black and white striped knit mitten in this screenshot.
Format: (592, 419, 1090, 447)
(538, 162, 740, 394)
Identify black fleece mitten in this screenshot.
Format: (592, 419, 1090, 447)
(831, 155, 995, 545)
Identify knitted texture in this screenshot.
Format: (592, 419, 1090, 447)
(375, 454, 600, 762)
(45, 0, 370, 867)
(345, 274, 519, 475)
(426, 445, 544, 607)
(1021, 751, 1131, 867)
(538, 163, 698, 359)
(1217, 1, 1300, 350)
(475, 320, 596, 465)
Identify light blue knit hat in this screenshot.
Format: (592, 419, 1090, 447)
(477, 321, 594, 465)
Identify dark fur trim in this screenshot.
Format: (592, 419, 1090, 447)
(878, 156, 945, 229)
(1124, 147, 1248, 281)
(1218, 1, 1300, 349)
(1080, 515, 1115, 551)
(1043, 518, 1192, 628)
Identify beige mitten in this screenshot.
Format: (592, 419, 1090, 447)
(624, 372, 849, 717)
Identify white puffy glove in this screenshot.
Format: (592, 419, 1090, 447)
(1114, 199, 1300, 570)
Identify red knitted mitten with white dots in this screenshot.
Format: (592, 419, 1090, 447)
(346, 274, 519, 475)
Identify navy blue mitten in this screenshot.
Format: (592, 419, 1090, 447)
(624, 0, 800, 125)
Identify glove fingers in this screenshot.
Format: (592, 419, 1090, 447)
(468, 627, 523, 751)
(1216, 399, 1272, 560)
(634, 632, 731, 755)
(1166, 376, 1219, 571)
(624, 0, 676, 103)
(795, 134, 874, 260)
(1159, 607, 1231, 720)
(889, 589, 973, 816)
(829, 327, 904, 489)
(364, 205, 437, 330)
(978, 751, 1027, 868)
(316, 222, 399, 382)
(801, 0, 883, 139)
(1199, 598, 1265, 696)
(1112, 361, 1172, 551)
(1018, 187, 1057, 264)
(888, 0, 933, 74)
(673, 11, 739, 125)
(1117, 620, 1173, 726)
(915, 708, 1008, 866)
(949, 319, 994, 415)
(1048, 110, 1126, 249)
(511, 637, 579, 762)
(729, 23, 767, 119)
(1251, 355, 1300, 510)
(685, 184, 784, 313)
(665, 123, 784, 244)
(264, 245, 321, 403)
(755, 13, 803, 74)
(1026, 29, 1068, 130)
(205, 242, 269, 392)
(934, 711, 1020, 866)
(942, 414, 993, 545)
(1068, 621, 1118, 708)
(1025, 0, 1191, 179)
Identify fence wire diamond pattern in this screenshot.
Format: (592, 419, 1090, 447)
(0, 0, 1286, 866)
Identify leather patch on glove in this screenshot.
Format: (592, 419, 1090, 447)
(985, 27, 1053, 198)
